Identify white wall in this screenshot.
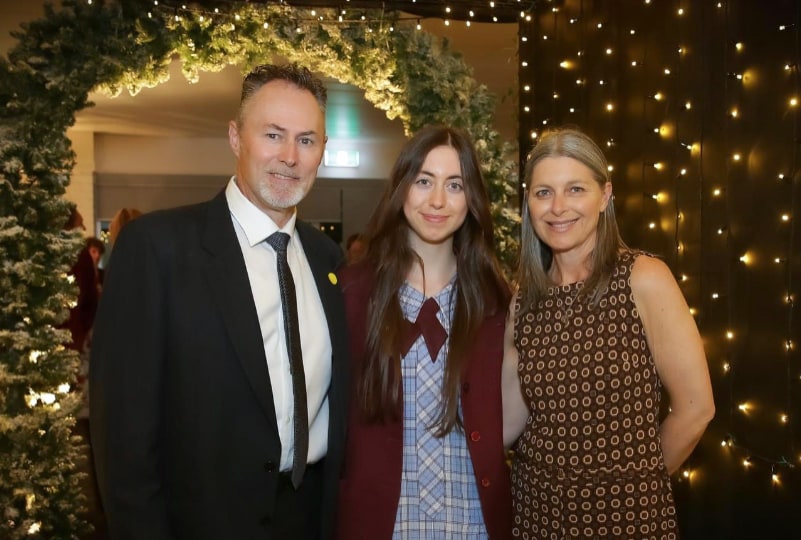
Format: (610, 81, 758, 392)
(91, 133, 400, 244)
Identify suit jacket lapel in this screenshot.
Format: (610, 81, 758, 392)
(297, 223, 339, 331)
(200, 192, 279, 434)
(296, 222, 349, 443)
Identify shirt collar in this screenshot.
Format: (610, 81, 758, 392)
(225, 176, 297, 247)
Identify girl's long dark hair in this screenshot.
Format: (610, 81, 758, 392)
(358, 125, 509, 436)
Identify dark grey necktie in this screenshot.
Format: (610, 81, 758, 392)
(266, 232, 308, 489)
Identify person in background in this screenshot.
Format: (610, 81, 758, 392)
(90, 63, 348, 540)
(99, 207, 142, 271)
(502, 126, 715, 539)
(336, 125, 512, 539)
(344, 232, 367, 265)
(64, 236, 105, 353)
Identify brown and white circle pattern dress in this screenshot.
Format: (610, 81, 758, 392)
(512, 251, 679, 539)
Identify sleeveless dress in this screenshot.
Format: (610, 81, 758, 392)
(512, 251, 679, 539)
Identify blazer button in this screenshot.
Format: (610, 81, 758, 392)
(470, 430, 481, 442)
(481, 477, 491, 488)
(264, 460, 277, 473)
(462, 382, 470, 393)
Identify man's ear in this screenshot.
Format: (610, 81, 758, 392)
(228, 121, 241, 157)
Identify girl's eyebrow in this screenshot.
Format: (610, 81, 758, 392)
(418, 168, 463, 180)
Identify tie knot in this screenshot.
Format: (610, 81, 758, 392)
(267, 231, 291, 254)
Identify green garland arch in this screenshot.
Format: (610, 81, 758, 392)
(0, 1, 519, 536)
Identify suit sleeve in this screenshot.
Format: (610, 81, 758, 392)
(89, 220, 174, 540)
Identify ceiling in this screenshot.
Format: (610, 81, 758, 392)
(0, 2, 520, 142)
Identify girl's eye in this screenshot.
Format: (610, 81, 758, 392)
(416, 177, 432, 185)
(447, 181, 464, 192)
(534, 189, 550, 198)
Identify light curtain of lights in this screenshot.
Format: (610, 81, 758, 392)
(517, 0, 799, 494)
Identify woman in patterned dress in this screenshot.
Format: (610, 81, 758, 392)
(336, 125, 512, 539)
(502, 127, 715, 539)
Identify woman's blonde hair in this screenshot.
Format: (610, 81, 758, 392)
(516, 126, 627, 315)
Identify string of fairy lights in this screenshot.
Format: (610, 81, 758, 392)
(142, 0, 537, 25)
(718, 0, 799, 485)
(518, 0, 799, 488)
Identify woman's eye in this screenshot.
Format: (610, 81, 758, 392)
(447, 182, 464, 192)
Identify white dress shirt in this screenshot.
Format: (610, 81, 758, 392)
(225, 177, 332, 470)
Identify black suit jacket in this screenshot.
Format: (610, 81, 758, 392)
(89, 191, 348, 540)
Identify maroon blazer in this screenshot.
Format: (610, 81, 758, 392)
(335, 262, 512, 540)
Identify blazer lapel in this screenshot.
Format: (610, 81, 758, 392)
(298, 228, 334, 321)
(201, 192, 279, 433)
(296, 223, 347, 361)
(296, 223, 349, 445)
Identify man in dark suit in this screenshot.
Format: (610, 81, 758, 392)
(89, 63, 348, 540)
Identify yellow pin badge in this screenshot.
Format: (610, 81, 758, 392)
(328, 272, 338, 285)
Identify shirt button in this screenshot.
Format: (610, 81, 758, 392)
(470, 431, 481, 442)
(462, 382, 470, 393)
(481, 477, 491, 488)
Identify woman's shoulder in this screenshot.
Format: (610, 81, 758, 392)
(627, 250, 675, 294)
